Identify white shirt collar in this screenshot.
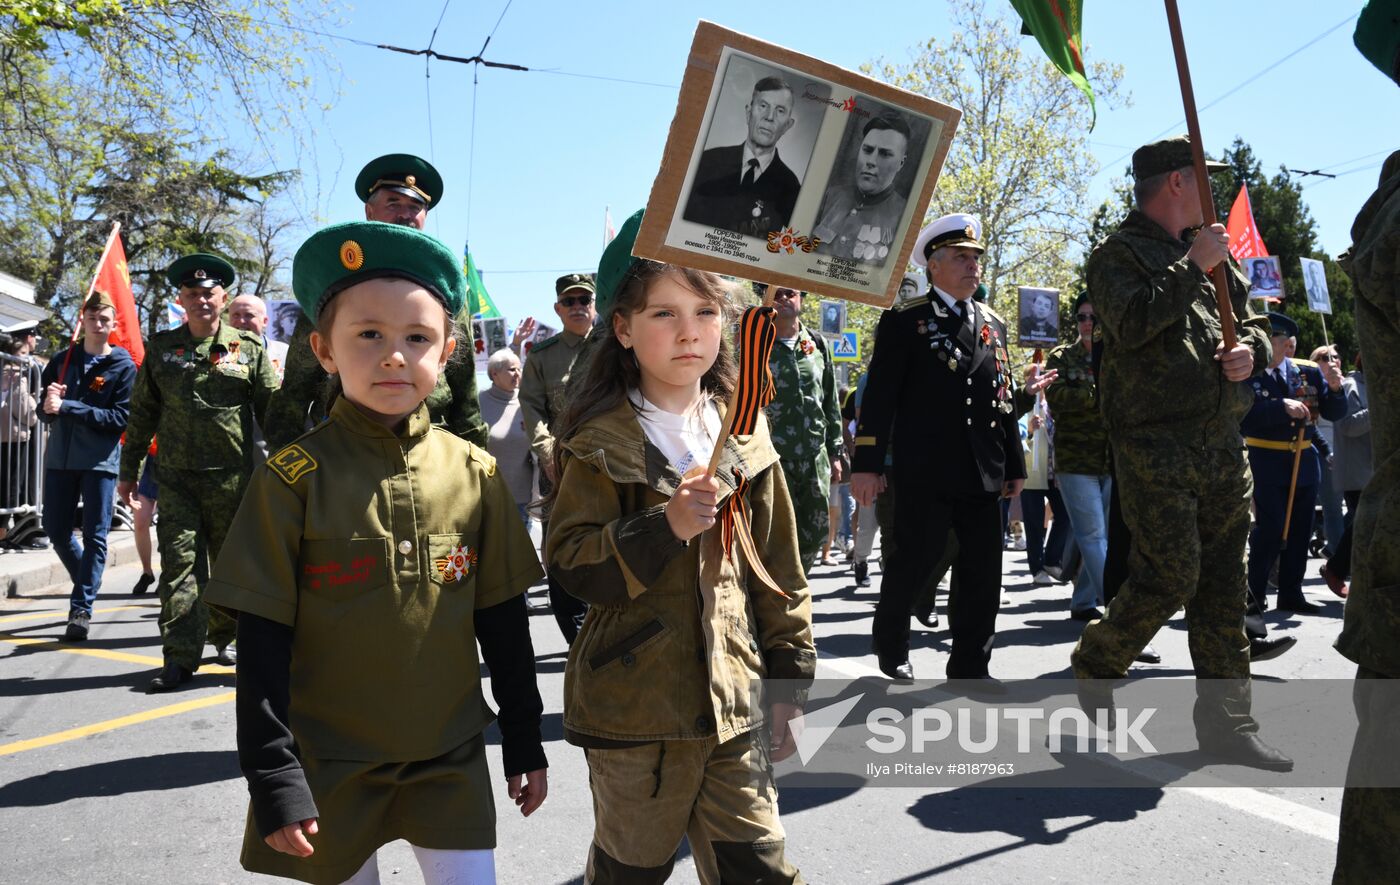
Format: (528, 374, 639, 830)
(741, 143, 776, 181)
(933, 285, 973, 324)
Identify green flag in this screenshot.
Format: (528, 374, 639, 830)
(462, 244, 502, 319)
(1010, 0, 1095, 128)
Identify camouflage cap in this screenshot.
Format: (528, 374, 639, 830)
(1131, 135, 1229, 180)
(1355, 0, 1400, 85)
(166, 253, 237, 290)
(1266, 311, 1298, 339)
(595, 208, 645, 318)
(555, 273, 596, 297)
(84, 290, 116, 311)
(292, 221, 465, 320)
(354, 153, 444, 209)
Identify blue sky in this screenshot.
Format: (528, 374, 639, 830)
(261, 0, 1396, 327)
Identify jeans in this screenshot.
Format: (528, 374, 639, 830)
(41, 469, 117, 616)
(835, 483, 854, 542)
(1318, 461, 1346, 557)
(1057, 473, 1113, 613)
(1019, 487, 1070, 575)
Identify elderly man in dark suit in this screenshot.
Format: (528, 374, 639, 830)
(684, 76, 802, 237)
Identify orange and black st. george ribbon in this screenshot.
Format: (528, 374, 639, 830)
(729, 304, 778, 435)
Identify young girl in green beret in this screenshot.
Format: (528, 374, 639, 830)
(206, 220, 547, 885)
(546, 210, 815, 883)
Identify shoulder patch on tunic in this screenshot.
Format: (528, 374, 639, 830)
(979, 303, 1007, 325)
(467, 442, 498, 477)
(530, 334, 561, 353)
(268, 444, 318, 485)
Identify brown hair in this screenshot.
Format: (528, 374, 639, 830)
(545, 263, 738, 500)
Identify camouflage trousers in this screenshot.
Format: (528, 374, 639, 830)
(583, 730, 802, 885)
(781, 453, 830, 576)
(1334, 667, 1400, 884)
(156, 467, 246, 670)
(1072, 441, 1255, 736)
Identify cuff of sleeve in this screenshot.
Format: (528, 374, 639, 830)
(765, 646, 817, 683)
(501, 737, 548, 778)
(249, 766, 319, 839)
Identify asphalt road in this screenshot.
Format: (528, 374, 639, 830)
(0, 535, 1356, 884)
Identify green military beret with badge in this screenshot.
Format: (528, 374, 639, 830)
(166, 253, 237, 289)
(291, 220, 466, 320)
(555, 273, 596, 297)
(595, 208, 646, 319)
(354, 153, 444, 209)
(1131, 135, 1229, 180)
(1355, 0, 1400, 85)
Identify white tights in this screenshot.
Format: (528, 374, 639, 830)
(340, 845, 496, 885)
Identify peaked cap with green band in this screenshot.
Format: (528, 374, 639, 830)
(166, 253, 237, 289)
(291, 221, 466, 320)
(595, 208, 646, 318)
(354, 153, 444, 208)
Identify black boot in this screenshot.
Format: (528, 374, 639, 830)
(132, 573, 156, 595)
(148, 661, 193, 693)
(853, 560, 871, 587)
(1198, 732, 1294, 771)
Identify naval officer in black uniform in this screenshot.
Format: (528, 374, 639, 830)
(851, 213, 1026, 684)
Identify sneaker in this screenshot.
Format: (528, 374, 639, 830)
(214, 644, 237, 666)
(64, 611, 90, 641)
(1033, 570, 1055, 585)
(1043, 565, 1064, 581)
(132, 573, 156, 596)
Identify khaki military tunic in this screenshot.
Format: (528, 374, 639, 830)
(205, 398, 543, 883)
(812, 186, 908, 266)
(518, 327, 597, 466)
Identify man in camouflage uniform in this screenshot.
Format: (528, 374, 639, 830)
(1334, 6, 1400, 880)
(117, 254, 278, 691)
(1071, 135, 1292, 770)
(519, 273, 600, 644)
(761, 285, 843, 575)
(262, 153, 487, 450)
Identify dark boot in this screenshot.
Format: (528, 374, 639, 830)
(1198, 732, 1294, 771)
(148, 662, 193, 693)
(132, 573, 156, 596)
(853, 560, 871, 587)
(64, 611, 90, 641)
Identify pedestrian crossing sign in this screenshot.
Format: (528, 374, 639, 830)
(831, 331, 859, 362)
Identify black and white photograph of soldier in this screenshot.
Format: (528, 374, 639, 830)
(820, 299, 846, 335)
(682, 53, 829, 238)
(812, 102, 931, 267)
(1245, 255, 1284, 299)
(1017, 286, 1060, 346)
(895, 272, 924, 307)
(1301, 257, 1332, 314)
(267, 300, 302, 343)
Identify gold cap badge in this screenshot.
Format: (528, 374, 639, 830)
(340, 240, 365, 271)
(964, 224, 976, 239)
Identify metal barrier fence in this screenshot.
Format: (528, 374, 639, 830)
(0, 352, 45, 541)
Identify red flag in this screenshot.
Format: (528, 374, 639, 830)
(89, 225, 145, 366)
(1226, 185, 1268, 262)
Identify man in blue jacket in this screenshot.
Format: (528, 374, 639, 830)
(39, 290, 136, 640)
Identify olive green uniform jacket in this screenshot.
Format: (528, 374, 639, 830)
(518, 327, 597, 468)
(546, 399, 816, 747)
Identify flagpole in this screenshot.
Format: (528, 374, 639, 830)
(1163, 0, 1236, 350)
(59, 221, 122, 380)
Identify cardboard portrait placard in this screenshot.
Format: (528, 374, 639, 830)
(1017, 286, 1060, 348)
(819, 299, 847, 336)
(634, 21, 961, 309)
(1300, 257, 1332, 315)
(471, 316, 510, 374)
(1244, 255, 1284, 300)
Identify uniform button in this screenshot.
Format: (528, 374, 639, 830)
(966, 397, 972, 405)
(621, 653, 636, 667)
(695, 715, 713, 731)
(967, 418, 972, 425)
(398, 540, 413, 556)
(990, 420, 997, 428)
(966, 378, 973, 386)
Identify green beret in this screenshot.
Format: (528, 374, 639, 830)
(291, 221, 465, 320)
(595, 209, 645, 318)
(1266, 311, 1299, 339)
(555, 273, 596, 297)
(166, 253, 237, 289)
(1355, 0, 1400, 85)
(1131, 135, 1228, 180)
(354, 153, 444, 209)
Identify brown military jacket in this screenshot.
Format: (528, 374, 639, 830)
(546, 399, 816, 746)
(1336, 150, 1400, 678)
(1087, 210, 1272, 450)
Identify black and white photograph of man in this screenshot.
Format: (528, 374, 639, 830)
(1301, 257, 1332, 314)
(267, 300, 301, 344)
(1017, 286, 1060, 346)
(683, 54, 828, 238)
(812, 104, 930, 267)
(820, 299, 846, 335)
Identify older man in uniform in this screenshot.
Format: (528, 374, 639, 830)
(1070, 135, 1291, 770)
(813, 111, 910, 266)
(760, 285, 843, 575)
(1334, 6, 1400, 881)
(1242, 311, 1346, 615)
(852, 214, 1025, 684)
(519, 273, 599, 644)
(263, 153, 486, 450)
(117, 254, 278, 691)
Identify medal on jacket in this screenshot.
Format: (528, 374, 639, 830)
(435, 545, 477, 583)
(752, 199, 765, 219)
(89, 375, 106, 392)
